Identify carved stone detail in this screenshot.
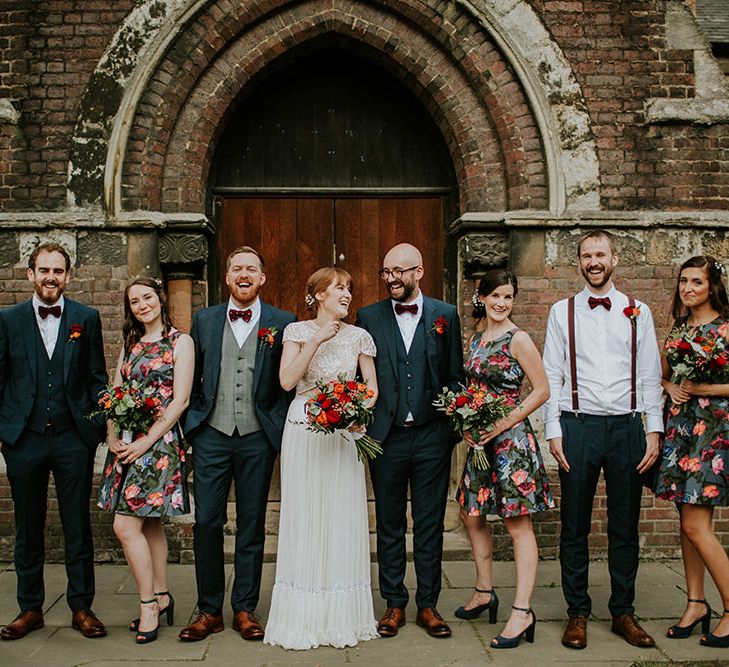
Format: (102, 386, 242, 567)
(459, 232, 509, 279)
(158, 233, 208, 266)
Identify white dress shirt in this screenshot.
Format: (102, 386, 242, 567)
(541, 284, 664, 440)
(227, 297, 261, 348)
(391, 290, 424, 353)
(32, 294, 64, 358)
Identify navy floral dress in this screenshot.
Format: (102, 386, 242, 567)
(456, 330, 555, 517)
(97, 331, 190, 517)
(655, 318, 729, 506)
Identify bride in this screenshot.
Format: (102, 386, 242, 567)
(264, 267, 380, 650)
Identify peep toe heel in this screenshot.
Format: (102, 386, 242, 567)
(129, 591, 174, 631)
(455, 588, 499, 623)
(666, 598, 711, 639)
(700, 609, 729, 648)
(490, 605, 536, 649)
(135, 599, 159, 645)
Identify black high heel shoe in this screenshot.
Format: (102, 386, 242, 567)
(666, 598, 711, 638)
(135, 599, 160, 645)
(490, 605, 536, 649)
(700, 609, 729, 648)
(454, 588, 499, 623)
(129, 591, 175, 631)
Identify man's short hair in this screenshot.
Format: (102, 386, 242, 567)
(225, 245, 265, 272)
(28, 242, 72, 271)
(577, 229, 615, 256)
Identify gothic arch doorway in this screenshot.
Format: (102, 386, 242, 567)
(209, 45, 457, 316)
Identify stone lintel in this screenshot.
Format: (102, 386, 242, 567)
(643, 98, 729, 126)
(0, 210, 211, 231)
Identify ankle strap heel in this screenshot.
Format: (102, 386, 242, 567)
(667, 598, 712, 639)
(490, 605, 536, 649)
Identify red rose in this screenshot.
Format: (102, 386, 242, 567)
(320, 398, 333, 409)
(346, 381, 358, 391)
(677, 340, 692, 353)
(455, 395, 469, 408)
(325, 409, 341, 424)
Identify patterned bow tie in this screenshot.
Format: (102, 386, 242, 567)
(229, 308, 252, 322)
(588, 296, 612, 311)
(394, 303, 418, 315)
(38, 305, 62, 319)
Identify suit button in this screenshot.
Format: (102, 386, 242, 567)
(407, 374, 412, 378)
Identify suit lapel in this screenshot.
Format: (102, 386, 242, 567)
(208, 304, 227, 395)
(21, 301, 38, 383)
(61, 302, 73, 383)
(253, 302, 270, 394)
(422, 296, 438, 377)
(380, 300, 399, 378)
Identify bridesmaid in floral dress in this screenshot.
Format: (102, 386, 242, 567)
(455, 269, 554, 649)
(655, 255, 729, 648)
(97, 278, 193, 644)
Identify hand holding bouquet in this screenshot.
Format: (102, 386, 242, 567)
(92, 379, 163, 444)
(433, 381, 513, 469)
(305, 375, 383, 462)
(664, 323, 729, 384)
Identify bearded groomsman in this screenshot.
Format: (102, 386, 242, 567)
(0, 242, 108, 640)
(542, 229, 662, 650)
(179, 246, 294, 642)
(356, 243, 463, 639)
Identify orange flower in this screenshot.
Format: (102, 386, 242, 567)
(147, 492, 164, 506)
(316, 412, 329, 425)
(693, 421, 707, 436)
(703, 485, 720, 498)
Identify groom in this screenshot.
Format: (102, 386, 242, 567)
(356, 243, 463, 638)
(0, 242, 108, 640)
(180, 245, 294, 641)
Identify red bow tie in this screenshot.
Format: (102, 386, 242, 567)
(588, 296, 612, 311)
(394, 303, 418, 315)
(38, 305, 62, 319)
(229, 308, 252, 322)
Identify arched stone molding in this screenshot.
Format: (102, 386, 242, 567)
(69, 0, 601, 216)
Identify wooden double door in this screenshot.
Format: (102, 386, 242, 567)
(215, 196, 446, 317)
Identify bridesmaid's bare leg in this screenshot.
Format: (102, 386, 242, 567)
(460, 510, 494, 610)
(142, 519, 169, 601)
(674, 507, 707, 628)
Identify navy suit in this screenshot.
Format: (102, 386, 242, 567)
(184, 301, 295, 614)
(356, 296, 463, 610)
(0, 299, 107, 613)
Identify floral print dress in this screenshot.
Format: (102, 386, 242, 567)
(97, 331, 190, 517)
(655, 318, 729, 506)
(456, 329, 555, 517)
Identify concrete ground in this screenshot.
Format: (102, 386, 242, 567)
(1, 559, 727, 666)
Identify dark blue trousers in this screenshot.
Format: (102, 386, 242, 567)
(369, 419, 453, 610)
(2, 427, 95, 613)
(190, 425, 276, 615)
(558, 412, 647, 618)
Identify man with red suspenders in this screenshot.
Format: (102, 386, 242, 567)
(542, 229, 663, 650)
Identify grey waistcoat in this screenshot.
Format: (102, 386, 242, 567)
(206, 321, 263, 437)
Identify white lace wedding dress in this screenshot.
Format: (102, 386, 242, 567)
(263, 321, 379, 650)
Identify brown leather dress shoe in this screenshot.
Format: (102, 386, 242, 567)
(611, 614, 655, 647)
(178, 611, 224, 642)
(377, 607, 406, 637)
(416, 607, 452, 638)
(562, 615, 588, 649)
(1, 610, 44, 640)
(71, 610, 107, 638)
(232, 610, 264, 640)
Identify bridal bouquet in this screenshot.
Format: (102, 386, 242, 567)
(92, 379, 163, 444)
(664, 322, 729, 383)
(305, 376, 383, 462)
(433, 381, 513, 470)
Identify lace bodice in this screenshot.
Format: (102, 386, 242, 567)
(283, 321, 377, 394)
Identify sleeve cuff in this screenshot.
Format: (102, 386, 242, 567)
(645, 415, 664, 434)
(545, 421, 563, 441)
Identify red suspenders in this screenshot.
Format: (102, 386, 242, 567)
(567, 295, 637, 413)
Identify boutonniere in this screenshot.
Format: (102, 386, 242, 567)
(68, 324, 84, 341)
(258, 326, 278, 350)
(430, 315, 448, 336)
(623, 305, 640, 325)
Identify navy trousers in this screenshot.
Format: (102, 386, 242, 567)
(558, 412, 647, 618)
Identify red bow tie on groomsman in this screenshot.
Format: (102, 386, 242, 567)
(588, 296, 612, 311)
(229, 308, 252, 322)
(394, 303, 418, 315)
(38, 305, 62, 319)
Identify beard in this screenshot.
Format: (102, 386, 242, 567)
(580, 263, 613, 289)
(387, 279, 416, 303)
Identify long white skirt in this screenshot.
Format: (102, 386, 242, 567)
(264, 396, 378, 650)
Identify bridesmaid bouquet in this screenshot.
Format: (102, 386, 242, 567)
(664, 323, 729, 383)
(305, 376, 384, 462)
(433, 381, 513, 470)
(92, 379, 163, 444)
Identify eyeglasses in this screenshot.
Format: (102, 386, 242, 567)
(378, 265, 420, 281)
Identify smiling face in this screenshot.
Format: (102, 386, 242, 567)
(127, 284, 162, 328)
(381, 244, 424, 303)
(225, 251, 266, 308)
(480, 283, 514, 324)
(28, 249, 71, 305)
(678, 266, 711, 311)
(578, 236, 617, 293)
(316, 277, 352, 320)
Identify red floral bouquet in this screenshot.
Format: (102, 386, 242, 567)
(433, 381, 514, 469)
(92, 379, 163, 444)
(664, 321, 729, 383)
(305, 375, 383, 462)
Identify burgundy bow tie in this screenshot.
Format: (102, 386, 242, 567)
(394, 303, 418, 315)
(588, 296, 612, 311)
(229, 308, 252, 323)
(38, 305, 62, 319)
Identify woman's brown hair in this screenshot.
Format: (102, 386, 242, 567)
(670, 255, 729, 326)
(305, 267, 353, 314)
(122, 278, 174, 354)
